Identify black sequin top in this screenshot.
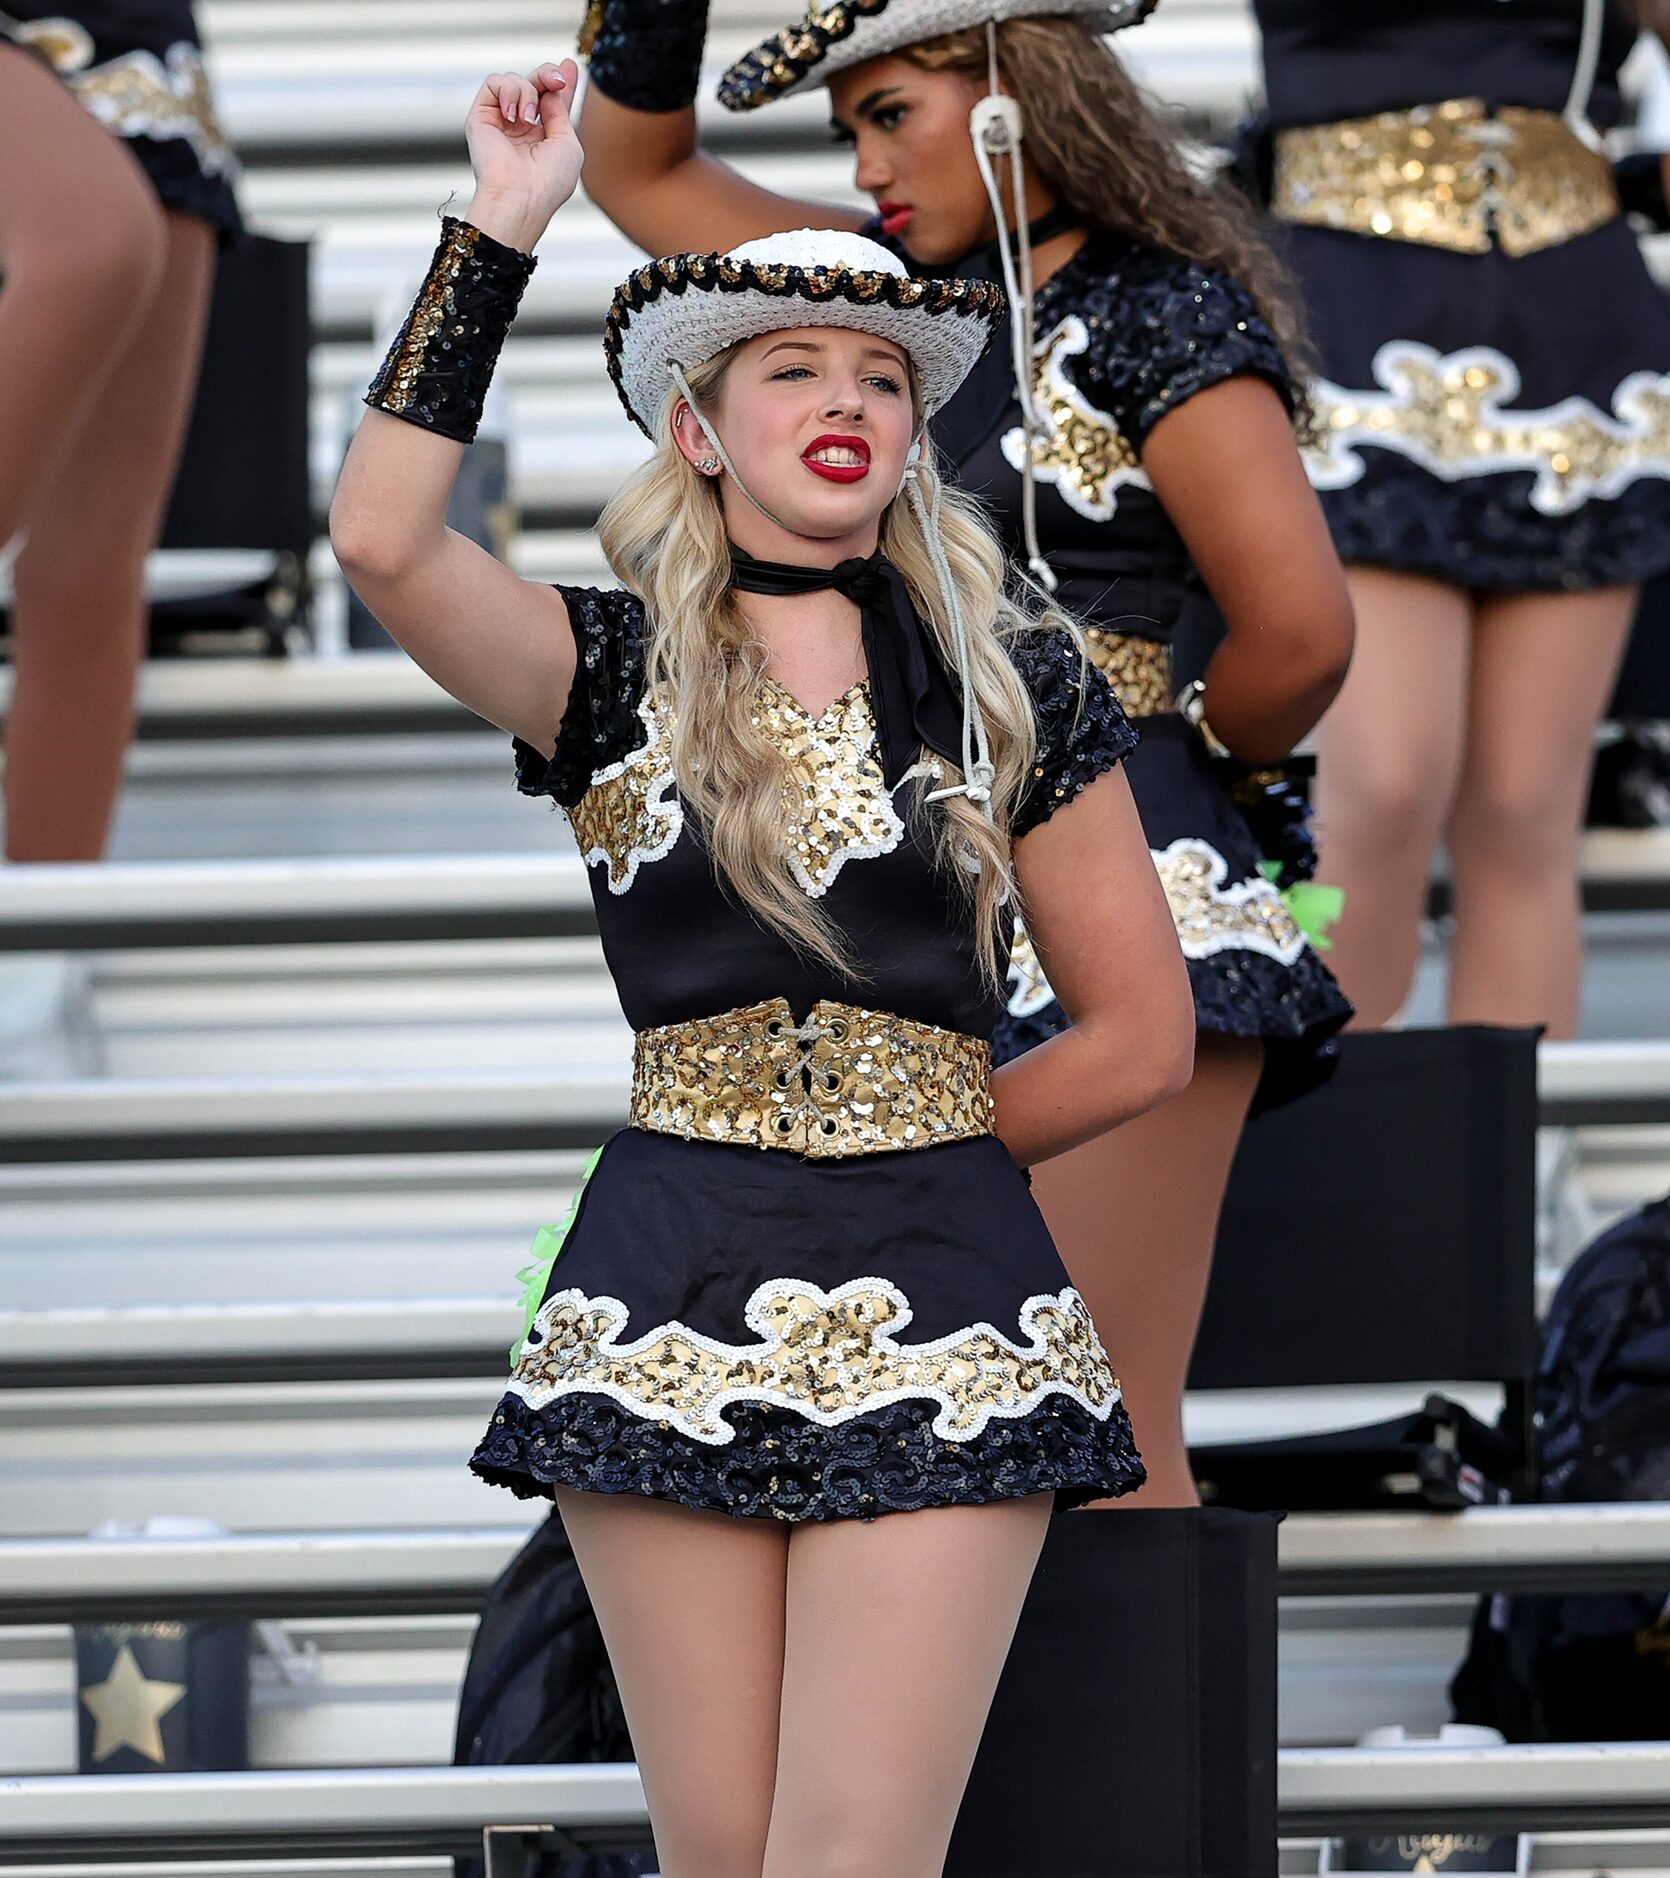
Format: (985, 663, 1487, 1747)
(1255, 0, 1637, 130)
(512, 584, 1136, 1039)
(906, 229, 1295, 644)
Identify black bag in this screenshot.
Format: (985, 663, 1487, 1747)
(947, 1508, 1280, 1878)
(452, 1507, 653, 1878)
(1189, 1027, 1539, 1511)
(153, 234, 313, 651)
(1451, 1195, 1670, 1741)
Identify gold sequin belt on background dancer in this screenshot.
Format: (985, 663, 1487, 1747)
(629, 997, 994, 1158)
(1084, 629, 1172, 719)
(1271, 100, 1619, 257)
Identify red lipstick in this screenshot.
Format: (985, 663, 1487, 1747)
(801, 433, 871, 484)
(877, 200, 913, 237)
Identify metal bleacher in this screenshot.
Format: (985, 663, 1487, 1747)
(3, 0, 1670, 1870)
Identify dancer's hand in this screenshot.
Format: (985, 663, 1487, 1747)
(464, 61, 582, 253)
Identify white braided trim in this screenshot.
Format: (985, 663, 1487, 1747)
(616, 255, 991, 433)
(720, 0, 1154, 109)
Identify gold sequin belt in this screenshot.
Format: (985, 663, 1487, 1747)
(1271, 100, 1619, 257)
(1085, 629, 1172, 719)
(629, 997, 994, 1159)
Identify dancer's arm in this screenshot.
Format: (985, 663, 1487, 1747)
(577, 1, 863, 257)
(1144, 377, 1354, 765)
(330, 67, 582, 753)
(994, 770, 1195, 1168)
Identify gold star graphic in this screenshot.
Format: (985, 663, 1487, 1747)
(80, 1642, 186, 1764)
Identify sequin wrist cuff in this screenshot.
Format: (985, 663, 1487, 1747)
(364, 218, 538, 444)
(581, 0, 710, 113)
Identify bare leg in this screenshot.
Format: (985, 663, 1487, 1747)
(762, 1494, 1052, 1878)
(6, 211, 215, 860)
(554, 1488, 787, 1878)
(1030, 1034, 1263, 1506)
(1444, 584, 1635, 1037)
(1312, 568, 1473, 1025)
(0, 46, 164, 549)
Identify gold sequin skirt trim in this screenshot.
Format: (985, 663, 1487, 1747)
(629, 997, 994, 1159)
(1272, 101, 1619, 258)
(1084, 629, 1173, 719)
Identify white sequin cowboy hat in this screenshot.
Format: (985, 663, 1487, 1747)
(718, 0, 1157, 111)
(604, 226, 1005, 437)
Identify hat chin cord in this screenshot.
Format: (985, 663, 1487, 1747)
(969, 22, 1057, 595)
(668, 361, 997, 820)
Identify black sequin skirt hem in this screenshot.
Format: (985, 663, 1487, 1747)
(128, 134, 243, 241)
(471, 1391, 1146, 1523)
(1318, 463, 1670, 593)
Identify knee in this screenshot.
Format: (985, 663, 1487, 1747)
(658, 1816, 770, 1878)
(1449, 773, 1576, 877)
(1317, 759, 1448, 855)
(767, 1820, 937, 1878)
(5, 176, 166, 324)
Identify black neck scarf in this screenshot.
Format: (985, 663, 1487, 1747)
(727, 545, 964, 790)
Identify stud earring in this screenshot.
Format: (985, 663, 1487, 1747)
(696, 456, 721, 475)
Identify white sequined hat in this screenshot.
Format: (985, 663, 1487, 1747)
(718, 0, 1158, 110)
(604, 227, 1005, 437)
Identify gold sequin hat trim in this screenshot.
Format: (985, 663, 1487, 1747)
(1271, 100, 1617, 258)
(718, 0, 1158, 111)
(606, 227, 1005, 436)
(630, 996, 994, 1158)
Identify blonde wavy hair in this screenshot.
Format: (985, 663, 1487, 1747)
(597, 340, 1069, 985)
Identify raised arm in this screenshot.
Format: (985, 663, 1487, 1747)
(577, 0, 863, 257)
(994, 768, 1195, 1167)
(330, 66, 584, 756)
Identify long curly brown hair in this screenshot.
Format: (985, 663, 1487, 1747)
(901, 19, 1314, 390)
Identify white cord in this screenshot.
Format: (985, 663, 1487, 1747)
(969, 25, 1057, 593)
(905, 467, 997, 820)
(1563, 0, 1608, 151)
(669, 362, 801, 534)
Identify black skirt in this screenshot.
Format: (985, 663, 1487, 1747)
(995, 711, 1353, 1115)
(1280, 216, 1670, 592)
(2, 3, 241, 239)
(471, 1127, 1146, 1523)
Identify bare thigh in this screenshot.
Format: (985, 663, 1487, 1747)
(1312, 568, 1472, 1025)
(554, 1488, 787, 1878)
(6, 211, 215, 861)
(0, 45, 165, 545)
(1444, 583, 1635, 1033)
(763, 1494, 1052, 1878)
(1030, 1034, 1263, 1508)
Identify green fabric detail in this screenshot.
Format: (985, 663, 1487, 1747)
(510, 1144, 605, 1365)
(1259, 861, 1345, 951)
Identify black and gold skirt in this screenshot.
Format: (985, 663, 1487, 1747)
(471, 1126, 1146, 1522)
(1269, 104, 1670, 592)
(995, 683, 1353, 1115)
(2, 3, 241, 238)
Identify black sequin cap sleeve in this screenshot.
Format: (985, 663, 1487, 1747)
(512, 585, 650, 805)
(1067, 251, 1294, 453)
(1009, 628, 1139, 840)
